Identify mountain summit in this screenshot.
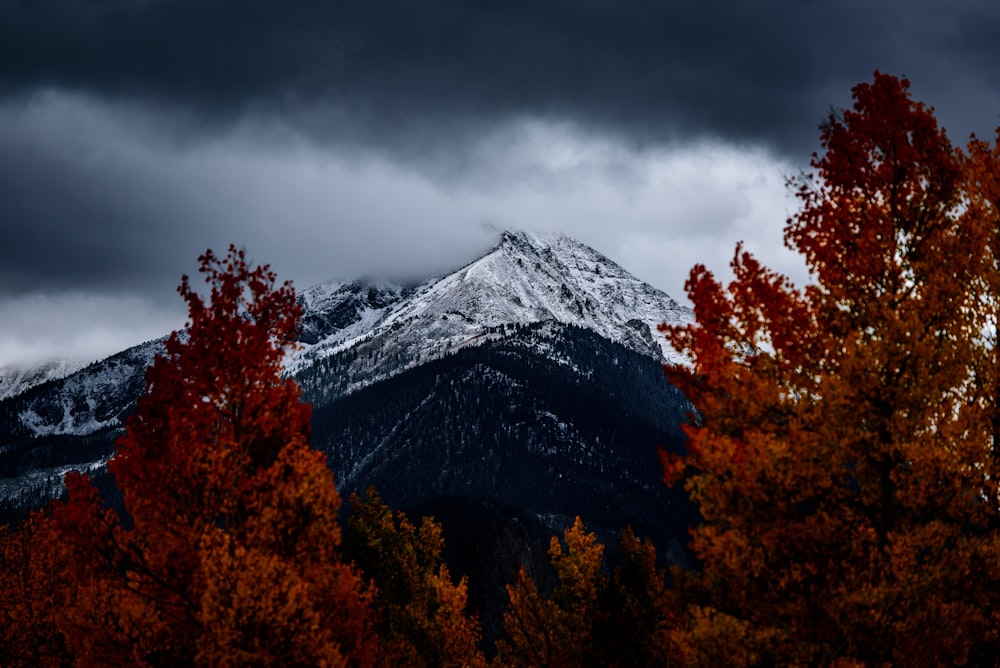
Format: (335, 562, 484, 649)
(1, 230, 697, 637)
(293, 230, 690, 379)
(1, 231, 694, 546)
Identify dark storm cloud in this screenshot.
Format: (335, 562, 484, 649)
(2, 1, 999, 367)
(0, 112, 180, 294)
(2, 1, 998, 158)
(0, 91, 499, 299)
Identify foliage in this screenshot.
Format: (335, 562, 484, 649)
(0, 514, 72, 667)
(498, 516, 605, 667)
(596, 527, 686, 667)
(345, 489, 485, 668)
(45, 246, 376, 666)
(497, 517, 683, 667)
(661, 72, 1000, 664)
(0, 247, 690, 666)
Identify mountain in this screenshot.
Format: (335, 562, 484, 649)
(0, 339, 162, 511)
(295, 230, 690, 369)
(0, 359, 87, 402)
(2, 231, 689, 439)
(0, 230, 696, 633)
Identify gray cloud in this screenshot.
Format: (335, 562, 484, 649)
(0, 92, 498, 297)
(0, 291, 184, 369)
(1, 2, 998, 367)
(0, 91, 801, 366)
(2, 1, 998, 159)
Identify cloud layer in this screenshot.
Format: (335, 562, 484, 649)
(1, 2, 998, 367)
(3, 1, 998, 157)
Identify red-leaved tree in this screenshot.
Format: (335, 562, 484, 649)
(51, 246, 376, 666)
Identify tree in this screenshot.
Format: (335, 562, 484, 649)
(0, 514, 72, 667)
(497, 518, 683, 667)
(595, 527, 685, 668)
(344, 489, 485, 668)
(498, 516, 606, 667)
(50, 246, 376, 666)
(661, 73, 1000, 665)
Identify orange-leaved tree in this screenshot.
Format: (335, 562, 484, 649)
(497, 517, 684, 667)
(498, 517, 607, 667)
(344, 489, 485, 668)
(51, 246, 376, 666)
(662, 73, 1000, 665)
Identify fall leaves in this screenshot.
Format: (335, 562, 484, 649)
(498, 520, 683, 667)
(662, 73, 1000, 664)
(0, 245, 678, 666)
(3, 247, 378, 666)
(3, 71, 1000, 666)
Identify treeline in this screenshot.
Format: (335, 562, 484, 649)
(0, 247, 684, 666)
(6, 72, 1000, 666)
(1, 485, 684, 666)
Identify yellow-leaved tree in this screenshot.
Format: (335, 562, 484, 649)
(344, 489, 486, 668)
(498, 517, 684, 667)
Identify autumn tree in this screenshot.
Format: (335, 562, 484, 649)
(497, 517, 683, 667)
(0, 514, 73, 667)
(497, 517, 606, 667)
(661, 73, 1000, 665)
(966, 127, 1000, 509)
(344, 489, 485, 668)
(594, 527, 686, 667)
(50, 246, 376, 666)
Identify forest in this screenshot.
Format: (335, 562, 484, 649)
(3, 72, 1000, 666)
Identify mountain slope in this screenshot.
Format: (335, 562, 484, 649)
(303, 321, 696, 641)
(307, 322, 693, 546)
(0, 359, 86, 402)
(0, 231, 693, 545)
(292, 230, 690, 397)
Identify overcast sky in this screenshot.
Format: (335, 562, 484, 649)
(2, 1, 999, 368)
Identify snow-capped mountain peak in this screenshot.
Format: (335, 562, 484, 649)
(294, 230, 691, 378)
(4, 231, 691, 441)
(1, 230, 693, 522)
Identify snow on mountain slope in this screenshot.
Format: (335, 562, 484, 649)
(291, 230, 692, 386)
(4, 231, 690, 439)
(297, 278, 413, 346)
(0, 359, 87, 401)
(8, 339, 162, 438)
